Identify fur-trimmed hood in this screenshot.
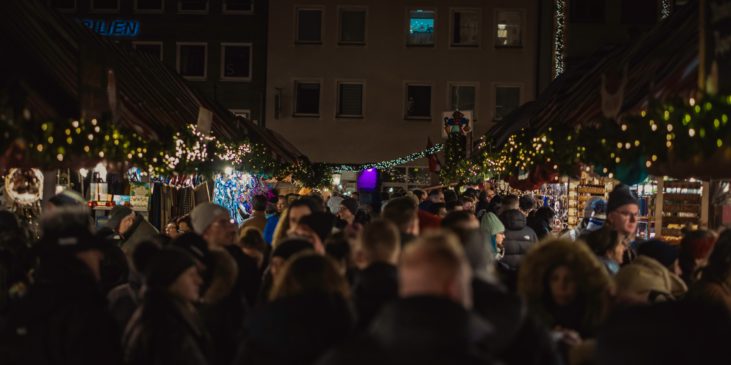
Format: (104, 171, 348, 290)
(517, 239, 613, 335)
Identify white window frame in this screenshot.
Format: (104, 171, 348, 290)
(337, 6, 368, 46)
(230, 109, 252, 120)
(178, 0, 209, 14)
(220, 43, 253, 81)
(176, 42, 208, 81)
(493, 82, 523, 121)
(447, 82, 479, 118)
(133, 41, 164, 61)
(449, 8, 481, 48)
(335, 80, 366, 118)
(494, 8, 525, 48)
(404, 82, 433, 120)
(405, 7, 437, 47)
(222, 0, 254, 14)
(134, 0, 165, 13)
(293, 79, 323, 117)
(295, 6, 325, 45)
(90, 0, 120, 13)
(48, 0, 77, 13)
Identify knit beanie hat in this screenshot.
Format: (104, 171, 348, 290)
(638, 240, 679, 268)
(340, 197, 358, 215)
(327, 196, 344, 215)
(480, 211, 505, 237)
(144, 248, 196, 290)
(298, 212, 335, 242)
(607, 184, 639, 213)
(190, 203, 230, 235)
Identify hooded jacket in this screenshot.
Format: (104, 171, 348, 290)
(500, 210, 538, 270)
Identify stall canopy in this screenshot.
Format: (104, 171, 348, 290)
(483, 3, 698, 148)
(0, 0, 304, 163)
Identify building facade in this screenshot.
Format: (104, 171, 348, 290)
(49, 0, 268, 125)
(266, 0, 539, 164)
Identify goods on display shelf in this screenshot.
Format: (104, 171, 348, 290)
(567, 173, 614, 228)
(630, 180, 658, 240)
(656, 179, 707, 242)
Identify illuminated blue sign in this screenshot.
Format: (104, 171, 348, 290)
(80, 19, 140, 38)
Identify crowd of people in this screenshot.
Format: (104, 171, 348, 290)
(1, 184, 731, 365)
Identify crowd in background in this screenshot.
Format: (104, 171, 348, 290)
(1, 183, 731, 365)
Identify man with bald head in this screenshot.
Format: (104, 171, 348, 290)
(320, 231, 496, 365)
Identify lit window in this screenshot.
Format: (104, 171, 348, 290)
(408, 10, 435, 46)
(495, 10, 522, 47)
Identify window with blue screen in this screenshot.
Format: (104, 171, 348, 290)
(408, 10, 435, 46)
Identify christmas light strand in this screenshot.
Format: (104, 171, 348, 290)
(331, 143, 444, 172)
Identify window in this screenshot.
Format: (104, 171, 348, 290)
(135, 0, 164, 12)
(179, 0, 208, 13)
(495, 86, 521, 120)
(405, 84, 432, 119)
(621, 0, 657, 25)
(570, 0, 605, 23)
(449, 84, 476, 112)
(339, 8, 367, 45)
(176, 43, 207, 80)
(91, 0, 119, 12)
(337, 82, 364, 117)
(223, 0, 253, 13)
(296, 8, 323, 44)
(221, 43, 252, 80)
(133, 42, 163, 61)
(50, 0, 76, 11)
(407, 9, 435, 46)
(451, 9, 479, 47)
(495, 10, 522, 47)
(294, 81, 321, 116)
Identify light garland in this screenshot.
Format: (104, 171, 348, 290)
(332, 143, 444, 172)
(553, 0, 567, 79)
(660, 0, 672, 19)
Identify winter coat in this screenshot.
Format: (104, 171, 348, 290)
(123, 292, 213, 365)
(108, 272, 143, 331)
(318, 296, 496, 365)
(2, 257, 121, 365)
(235, 292, 354, 365)
(351, 262, 399, 331)
(225, 245, 262, 308)
(499, 209, 538, 270)
(262, 214, 279, 245)
(120, 214, 159, 255)
(518, 239, 613, 338)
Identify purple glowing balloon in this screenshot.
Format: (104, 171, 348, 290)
(357, 168, 378, 190)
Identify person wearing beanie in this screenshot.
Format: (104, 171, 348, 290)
(585, 199, 607, 233)
(637, 240, 681, 275)
(293, 212, 335, 253)
(614, 255, 688, 305)
(190, 203, 261, 316)
(123, 247, 213, 365)
(4, 206, 122, 365)
(581, 185, 640, 264)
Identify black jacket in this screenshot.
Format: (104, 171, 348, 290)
(527, 215, 551, 241)
(236, 292, 354, 365)
(472, 279, 561, 365)
(123, 292, 213, 365)
(351, 262, 399, 331)
(319, 296, 496, 365)
(1, 257, 121, 365)
(499, 210, 538, 270)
